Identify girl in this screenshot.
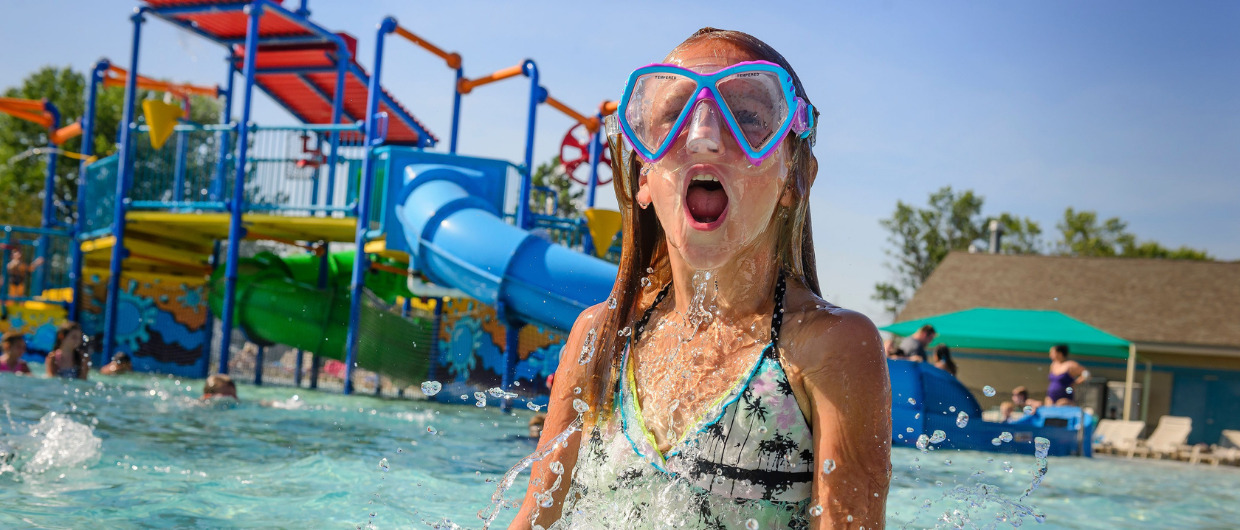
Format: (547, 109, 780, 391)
(45, 321, 88, 380)
(0, 330, 32, 375)
(515, 28, 890, 528)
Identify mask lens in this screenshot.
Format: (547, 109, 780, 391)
(625, 71, 698, 156)
(717, 71, 788, 152)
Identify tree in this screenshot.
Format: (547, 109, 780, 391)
(983, 213, 1044, 255)
(1, 66, 221, 227)
(530, 156, 584, 218)
(1055, 207, 1210, 260)
(872, 187, 986, 316)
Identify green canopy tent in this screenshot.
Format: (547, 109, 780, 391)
(882, 308, 1141, 420)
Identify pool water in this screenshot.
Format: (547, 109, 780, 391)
(2, 371, 1238, 528)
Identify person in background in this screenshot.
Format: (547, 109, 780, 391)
(899, 324, 936, 363)
(1001, 386, 1037, 422)
(5, 248, 43, 299)
(45, 321, 88, 380)
(1046, 344, 1088, 406)
(934, 344, 957, 376)
(99, 351, 132, 375)
(884, 337, 907, 360)
(202, 374, 238, 400)
(0, 330, 32, 375)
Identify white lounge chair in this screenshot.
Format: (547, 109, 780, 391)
(1127, 416, 1192, 459)
(1094, 420, 1145, 455)
(1189, 430, 1240, 466)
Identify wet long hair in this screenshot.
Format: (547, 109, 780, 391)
(53, 321, 82, 354)
(580, 28, 821, 424)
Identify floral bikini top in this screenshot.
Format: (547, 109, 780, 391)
(559, 274, 815, 528)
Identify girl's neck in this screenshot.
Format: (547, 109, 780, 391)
(664, 235, 780, 324)
(0, 352, 16, 363)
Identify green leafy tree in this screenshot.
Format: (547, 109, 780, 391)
(873, 187, 986, 316)
(530, 156, 584, 218)
(1, 66, 221, 227)
(983, 212, 1044, 255)
(1056, 207, 1210, 260)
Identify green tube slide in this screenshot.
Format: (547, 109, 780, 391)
(208, 252, 433, 385)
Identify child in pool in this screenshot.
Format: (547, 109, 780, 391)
(99, 351, 133, 375)
(0, 330, 32, 375)
(515, 28, 890, 528)
(202, 374, 239, 401)
(44, 321, 88, 380)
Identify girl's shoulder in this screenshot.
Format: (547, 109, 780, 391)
(776, 288, 885, 379)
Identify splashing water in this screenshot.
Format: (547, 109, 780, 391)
(955, 411, 969, 428)
(23, 412, 102, 474)
(982, 386, 996, 397)
(477, 416, 583, 528)
(577, 328, 598, 365)
(822, 459, 836, 475)
(420, 381, 442, 396)
(929, 430, 947, 444)
(572, 399, 589, 413)
(999, 432, 1013, 443)
(526, 402, 544, 411)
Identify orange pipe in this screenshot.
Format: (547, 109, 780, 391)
(544, 95, 598, 133)
(369, 262, 409, 276)
(103, 66, 218, 98)
(0, 105, 53, 128)
(393, 26, 462, 70)
(457, 63, 525, 94)
(50, 121, 83, 145)
(600, 100, 619, 115)
(0, 97, 47, 113)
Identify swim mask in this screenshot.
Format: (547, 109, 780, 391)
(618, 60, 814, 166)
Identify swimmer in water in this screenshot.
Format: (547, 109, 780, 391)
(45, 321, 88, 381)
(202, 374, 239, 401)
(515, 28, 891, 528)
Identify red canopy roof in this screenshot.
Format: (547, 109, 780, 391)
(143, 0, 436, 146)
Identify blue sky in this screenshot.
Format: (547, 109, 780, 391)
(2, 1, 1237, 323)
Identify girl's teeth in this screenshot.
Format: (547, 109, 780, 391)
(691, 175, 719, 182)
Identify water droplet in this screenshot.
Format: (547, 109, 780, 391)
(378, 458, 389, 472)
(906, 427, 914, 433)
(460, 394, 469, 400)
(846, 515, 854, 522)
(822, 459, 836, 474)
(1002, 461, 1014, 473)
(549, 461, 564, 475)
(1034, 437, 1051, 459)
(607, 297, 617, 310)
(578, 329, 598, 364)
(983, 385, 996, 397)
(474, 391, 486, 401)
(745, 519, 759, 530)
(1023, 405, 1035, 415)
(420, 381, 442, 396)
(646, 267, 654, 274)
(907, 397, 916, 405)
(1065, 386, 1074, 395)
(991, 438, 1002, 446)
(929, 430, 946, 444)
(426, 426, 437, 435)
(916, 434, 930, 452)
(640, 277, 651, 288)
(943, 459, 952, 466)
(949, 406, 956, 412)
(757, 425, 768, 434)
(486, 387, 505, 398)
(573, 399, 589, 413)
(475, 400, 486, 408)
(809, 505, 823, 517)
(999, 431, 1013, 443)
(526, 402, 543, 411)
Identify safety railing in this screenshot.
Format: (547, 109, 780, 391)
(82, 154, 119, 238)
(0, 225, 74, 307)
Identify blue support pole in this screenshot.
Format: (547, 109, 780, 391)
(516, 60, 542, 230)
(1, 231, 11, 312)
(449, 66, 463, 154)
(586, 120, 603, 208)
(501, 313, 521, 412)
(102, 11, 145, 362)
(429, 298, 443, 382)
(253, 344, 264, 386)
(202, 240, 220, 379)
(342, 16, 396, 395)
(322, 43, 347, 209)
(70, 60, 107, 322)
(35, 102, 61, 298)
(211, 55, 235, 203)
(217, 3, 263, 374)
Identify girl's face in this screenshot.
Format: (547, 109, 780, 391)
(3, 339, 24, 357)
(63, 329, 82, 350)
(635, 42, 792, 270)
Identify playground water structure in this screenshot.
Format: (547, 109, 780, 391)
(3, 372, 1240, 528)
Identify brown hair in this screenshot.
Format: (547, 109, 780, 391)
(204, 374, 236, 395)
(1, 330, 24, 347)
(53, 321, 82, 353)
(579, 28, 821, 423)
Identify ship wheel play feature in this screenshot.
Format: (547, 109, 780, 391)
(558, 122, 612, 186)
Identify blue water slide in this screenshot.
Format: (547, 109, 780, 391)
(379, 148, 617, 332)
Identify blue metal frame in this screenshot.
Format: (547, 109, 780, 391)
(516, 60, 542, 231)
(69, 60, 109, 321)
(34, 101, 61, 298)
(340, 16, 398, 395)
(217, 2, 265, 374)
(324, 46, 348, 209)
(586, 117, 603, 208)
(102, 11, 145, 362)
(210, 54, 235, 203)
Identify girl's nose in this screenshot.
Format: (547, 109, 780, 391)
(685, 97, 724, 155)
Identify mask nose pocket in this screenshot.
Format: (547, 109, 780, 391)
(685, 100, 724, 155)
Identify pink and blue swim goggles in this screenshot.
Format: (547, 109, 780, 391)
(617, 60, 814, 166)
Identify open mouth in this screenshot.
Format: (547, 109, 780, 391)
(685, 172, 729, 228)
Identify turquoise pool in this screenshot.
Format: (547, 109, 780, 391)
(2, 371, 1238, 528)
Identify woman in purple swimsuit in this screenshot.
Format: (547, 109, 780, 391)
(1046, 344, 1089, 405)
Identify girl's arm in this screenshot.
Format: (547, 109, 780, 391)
(45, 351, 57, 377)
(77, 351, 89, 380)
(792, 310, 891, 528)
(512, 304, 605, 529)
